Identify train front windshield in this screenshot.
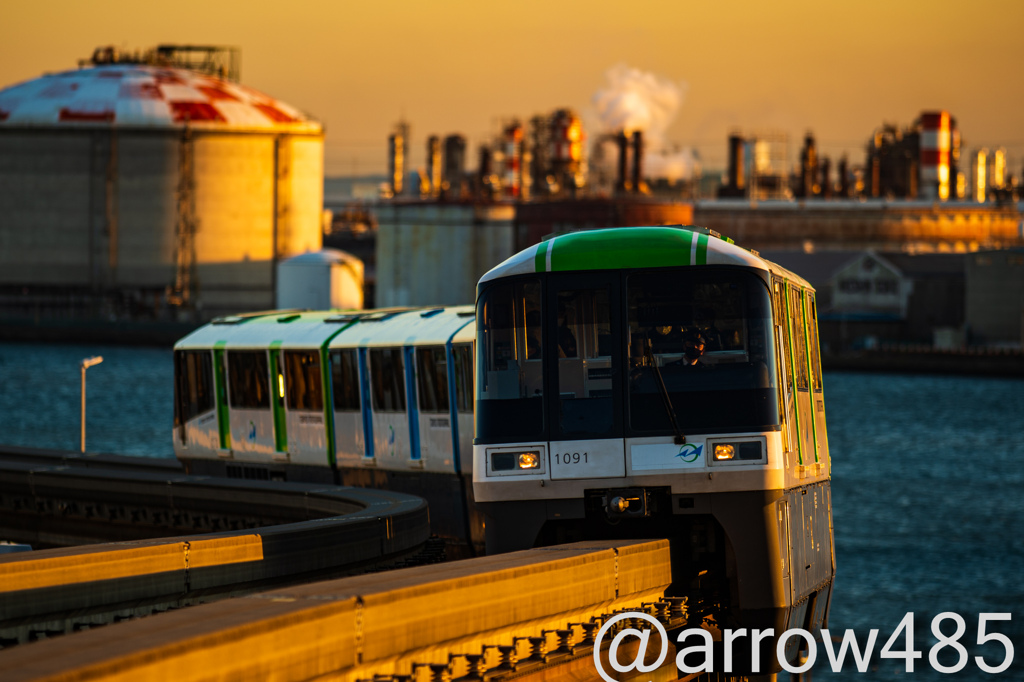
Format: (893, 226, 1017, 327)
(476, 268, 778, 443)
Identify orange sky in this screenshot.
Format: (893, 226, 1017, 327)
(3, 0, 1022, 176)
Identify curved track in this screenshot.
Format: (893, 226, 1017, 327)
(0, 447, 430, 648)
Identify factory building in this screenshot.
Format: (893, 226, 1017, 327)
(966, 248, 1024, 346)
(0, 46, 324, 324)
(865, 111, 961, 200)
(762, 250, 967, 351)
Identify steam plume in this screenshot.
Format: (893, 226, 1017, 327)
(591, 64, 697, 181)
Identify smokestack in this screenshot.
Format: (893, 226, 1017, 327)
(426, 135, 441, 198)
(800, 133, 818, 198)
(388, 132, 404, 197)
(631, 130, 645, 194)
(820, 156, 832, 199)
(728, 134, 745, 194)
(502, 122, 524, 199)
(838, 156, 850, 197)
(615, 131, 630, 193)
(919, 111, 952, 201)
(477, 145, 493, 199)
(442, 134, 466, 198)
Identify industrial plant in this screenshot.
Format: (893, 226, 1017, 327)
(329, 105, 1023, 357)
(0, 45, 1021, 356)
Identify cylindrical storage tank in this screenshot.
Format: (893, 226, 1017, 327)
(0, 62, 323, 319)
(276, 249, 364, 311)
(919, 110, 951, 201)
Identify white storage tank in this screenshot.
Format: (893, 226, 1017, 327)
(0, 52, 324, 320)
(276, 249, 364, 311)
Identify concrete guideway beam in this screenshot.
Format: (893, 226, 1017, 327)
(0, 540, 672, 682)
(0, 459, 430, 644)
(0, 534, 264, 593)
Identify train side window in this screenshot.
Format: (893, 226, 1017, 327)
(227, 350, 271, 409)
(478, 278, 543, 400)
(807, 294, 823, 392)
(772, 281, 789, 381)
(789, 288, 809, 391)
(329, 349, 360, 411)
(370, 348, 406, 412)
(174, 352, 182, 428)
(174, 350, 213, 425)
(452, 343, 473, 413)
(284, 350, 323, 411)
(416, 346, 449, 414)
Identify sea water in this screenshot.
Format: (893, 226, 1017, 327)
(1, 342, 1022, 679)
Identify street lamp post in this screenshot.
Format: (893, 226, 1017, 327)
(80, 356, 103, 453)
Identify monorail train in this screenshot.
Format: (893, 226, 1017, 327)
(174, 225, 833, 666)
(471, 226, 833, 665)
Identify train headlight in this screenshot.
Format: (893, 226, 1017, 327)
(517, 452, 539, 469)
(709, 439, 765, 464)
(489, 449, 542, 473)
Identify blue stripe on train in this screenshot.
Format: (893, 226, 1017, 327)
(404, 345, 421, 461)
(357, 347, 374, 460)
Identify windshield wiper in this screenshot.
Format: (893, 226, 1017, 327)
(644, 337, 686, 445)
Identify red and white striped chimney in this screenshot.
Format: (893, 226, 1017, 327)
(919, 111, 951, 200)
(502, 122, 523, 199)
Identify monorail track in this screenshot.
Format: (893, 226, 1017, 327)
(0, 448, 765, 681)
(0, 446, 431, 648)
(1, 539, 708, 682)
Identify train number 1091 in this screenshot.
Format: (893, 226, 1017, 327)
(554, 452, 588, 465)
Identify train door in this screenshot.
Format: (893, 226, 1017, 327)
(268, 348, 289, 460)
(415, 345, 453, 471)
(282, 349, 327, 466)
(368, 347, 411, 464)
(787, 285, 815, 466)
(806, 293, 830, 469)
(226, 350, 276, 460)
(772, 279, 797, 468)
(330, 348, 365, 463)
(173, 350, 219, 454)
(450, 342, 474, 475)
(547, 273, 625, 479)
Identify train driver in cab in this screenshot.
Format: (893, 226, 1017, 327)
(679, 330, 707, 366)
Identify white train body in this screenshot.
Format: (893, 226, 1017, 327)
(470, 227, 834, 669)
(173, 306, 480, 550)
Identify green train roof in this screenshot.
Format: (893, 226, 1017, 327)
(479, 226, 768, 284)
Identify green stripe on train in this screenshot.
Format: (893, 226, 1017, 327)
(536, 227, 696, 272)
(696, 232, 709, 265)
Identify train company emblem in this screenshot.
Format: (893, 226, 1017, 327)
(248, 421, 257, 442)
(676, 443, 702, 462)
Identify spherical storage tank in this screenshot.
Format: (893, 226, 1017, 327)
(0, 56, 324, 319)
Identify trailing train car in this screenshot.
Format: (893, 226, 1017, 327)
(173, 306, 482, 553)
(472, 226, 834, 669)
